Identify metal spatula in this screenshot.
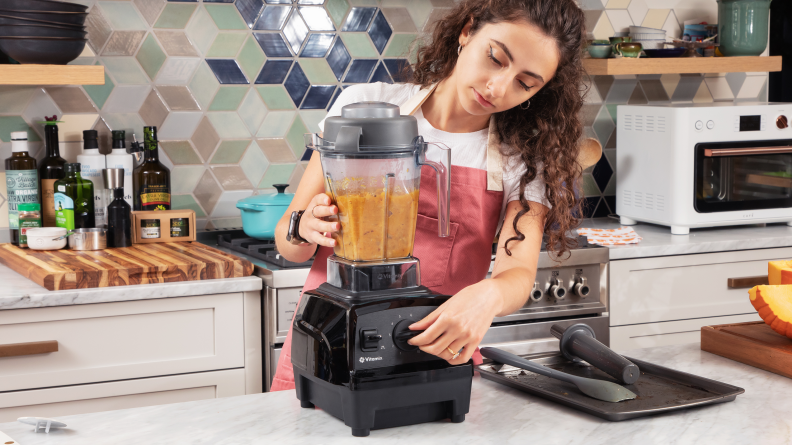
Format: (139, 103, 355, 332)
(480, 347, 637, 403)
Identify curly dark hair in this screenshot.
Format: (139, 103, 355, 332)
(410, 0, 587, 260)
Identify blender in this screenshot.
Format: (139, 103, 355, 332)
(291, 102, 472, 437)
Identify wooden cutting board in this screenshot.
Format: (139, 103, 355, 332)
(701, 321, 792, 379)
(0, 242, 254, 291)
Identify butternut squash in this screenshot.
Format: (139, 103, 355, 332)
(749, 285, 792, 339)
(768, 260, 792, 285)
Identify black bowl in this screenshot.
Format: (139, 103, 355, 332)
(0, 36, 86, 65)
(0, 24, 86, 39)
(1, 0, 87, 13)
(0, 14, 84, 29)
(0, 10, 87, 26)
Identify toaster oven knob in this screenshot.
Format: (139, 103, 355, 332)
(530, 283, 543, 302)
(573, 277, 590, 298)
(778, 115, 789, 129)
(549, 278, 566, 300)
(392, 320, 420, 352)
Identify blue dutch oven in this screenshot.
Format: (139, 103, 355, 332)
(236, 184, 293, 239)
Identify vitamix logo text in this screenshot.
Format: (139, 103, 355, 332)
(359, 356, 383, 363)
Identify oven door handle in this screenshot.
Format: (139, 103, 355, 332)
(704, 147, 792, 157)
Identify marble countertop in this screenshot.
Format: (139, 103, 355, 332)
(580, 218, 792, 260)
(0, 264, 262, 310)
(1, 342, 788, 444)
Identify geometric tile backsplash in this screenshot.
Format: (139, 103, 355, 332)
(0, 0, 770, 236)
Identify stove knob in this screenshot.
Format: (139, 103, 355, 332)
(573, 276, 590, 298)
(530, 282, 543, 302)
(549, 278, 566, 300)
(778, 115, 789, 129)
(360, 329, 382, 351)
(392, 319, 420, 352)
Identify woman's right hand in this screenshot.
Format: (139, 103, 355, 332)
(299, 193, 340, 248)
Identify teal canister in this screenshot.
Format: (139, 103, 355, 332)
(718, 0, 772, 56)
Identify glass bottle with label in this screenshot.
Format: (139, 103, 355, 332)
(54, 163, 95, 230)
(5, 131, 39, 245)
(38, 120, 66, 227)
(77, 130, 107, 226)
(133, 126, 171, 211)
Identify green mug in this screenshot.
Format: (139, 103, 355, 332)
(615, 42, 643, 58)
(609, 36, 632, 55)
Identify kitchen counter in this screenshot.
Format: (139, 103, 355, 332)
(580, 218, 792, 260)
(0, 263, 262, 310)
(1, 342, 788, 444)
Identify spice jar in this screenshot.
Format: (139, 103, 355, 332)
(140, 219, 160, 239)
(170, 218, 189, 237)
(18, 203, 42, 248)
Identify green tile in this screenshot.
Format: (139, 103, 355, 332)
(161, 141, 203, 165)
(238, 89, 268, 135)
(189, 62, 219, 109)
(299, 110, 327, 133)
(285, 117, 309, 158)
(593, 106, 615, 145)
(154, 3, 196, 29)
(340, 33, 378, 58)
(603, 175, 616, 195)
(404, 0, 433, 29)
(136, 33, 167, 80)
(0, 117, 39, 142)
(206, 32, 247, 57)
(186, 6, 218, 55)
(259, 163, 296, 189)
(384, 33, 417, 58)
(241, 141, 269, 185)
(171, 165, 205, 194)
(205, 4, 247, 30)
(580, 174, 600, 197)
(257, 111, 295, 137)
(237, 36, 266, 81)
(210, 140, 250, 164)
(207, 112, 251, 138)
(172, 194, 206, 217)
(606, 104, 618, 125)
(0, 87, 35, 115)
(298, 59, 337, 84)
(102, 113, 146, 138)
(209, 86, 248, 111)
(256, 86, 294, 110)
(326, 0, 350, 27)
(83, 62, 115, 110)
(103, 57, 149, 84)
(98, 2, 147, 30)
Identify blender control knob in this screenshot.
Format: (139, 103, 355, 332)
(778, 115, 789, 129)
(392, 319, 420, 352)
(530, 282, 543, 302)
(573, 277, 590, 297)
(549, 278, 566, 300)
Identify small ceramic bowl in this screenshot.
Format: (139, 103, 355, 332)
(588, 44, 612, 59)
(26, 227, 68, 250)
(617, 42, 643, 58)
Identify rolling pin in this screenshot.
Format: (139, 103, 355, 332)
(551, 323, 640, 385)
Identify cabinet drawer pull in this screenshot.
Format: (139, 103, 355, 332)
(727, 276, 769, 289)
(0, 340, 58, 358)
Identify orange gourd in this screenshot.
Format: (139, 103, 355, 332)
(768, 260, 792, 285)
(749, 285, 792, 339)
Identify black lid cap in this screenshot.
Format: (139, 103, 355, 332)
(65, 163, 81, 173)
(112, 130, 126, 149)
(83, 130, 98, 149)
(321, 102, 418, 153)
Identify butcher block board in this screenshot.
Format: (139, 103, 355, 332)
(0, 242, 254, 291)
(701, 321, 792, 379)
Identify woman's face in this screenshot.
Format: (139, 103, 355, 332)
(456, 20, 559, 115)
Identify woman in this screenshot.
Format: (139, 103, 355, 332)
(271, 0, 586, 391)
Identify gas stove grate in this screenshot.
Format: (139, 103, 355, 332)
(217, 234, 313, 269)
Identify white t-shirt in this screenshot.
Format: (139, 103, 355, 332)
(318, 82, 551, 225)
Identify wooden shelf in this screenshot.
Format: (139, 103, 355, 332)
(0, 64, 104, 85)
(582, 56, 782, 75)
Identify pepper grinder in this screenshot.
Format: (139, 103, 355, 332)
(103, 168, 132, 247)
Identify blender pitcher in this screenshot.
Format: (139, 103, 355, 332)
(305, 102, 450, 262)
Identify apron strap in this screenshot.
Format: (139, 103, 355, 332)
(401, 84, 504, 192)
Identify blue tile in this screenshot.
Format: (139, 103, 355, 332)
(253, 5, 291, 30)
(253, 33, 292, 57)
(284, 63, 310, 106)
(343, 59, 376, 83)
(341, 7, 376, 32)
(591, 156, 613, 193)
(254, 59, 293, 84)
(327, 86, 342, 110)
(283, 8, 309, 54)
(369, 61, 392, 84)
(383, 58, 412, 82)
(206, 59, 250, 85)
(325, 37, 350, 80)
(367, 10, 391, 54)
(236, 0, 264, 29)
(301, 85, 336, 109)
(299, 6, 334, 31)
(300, 33, 333, 57)
(301, 148, 313, 161)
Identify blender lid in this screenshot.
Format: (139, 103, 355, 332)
(321, 102, 419, 153)
(236, 184, 293, 209)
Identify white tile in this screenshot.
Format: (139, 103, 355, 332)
(661, 10, 681, 40)
(171, 166, 206, 194)
(58, 114, 99, 142)
(22, 89, 61, 141)
(627, 0, 649, 27)
(155, 57, 202, 85)
(591, 14, 615, 40)
(102, 85, 151, 113)
(257, 111, 296, 138)
(240, 140, 269, 186)
(737, 76, 767, 99)
(185, 6, 218, 55)
(102, 113, 146, 139)
(577, 0, 606, 10)
(211, 190, 253, 218)
(692, 81, 714, 103)
(606, 0, 630, 8)
(704, 77, 735, 101)
(237, 89, 268, 136)
(644, 0, 679, 7)
(158, 112, 203, 139)
(605, 10, 634, 33)
(641, 9, 669, 29)
(298, 110, 327, 133)
(673, 1, 718, 27)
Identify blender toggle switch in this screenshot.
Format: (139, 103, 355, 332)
(361, 329, 382, 350)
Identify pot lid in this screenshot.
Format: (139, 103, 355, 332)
(237, 184, 293, 209)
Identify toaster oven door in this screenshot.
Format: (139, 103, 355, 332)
(695, 139, 792, 213)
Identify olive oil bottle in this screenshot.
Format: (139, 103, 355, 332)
(54, 163, 95, 230)
(5, 131, 38, 245)
(38, 121, 66, 227)
(133, 126, 171, 211)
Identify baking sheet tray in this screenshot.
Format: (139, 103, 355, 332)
(478, 352, 744, 421)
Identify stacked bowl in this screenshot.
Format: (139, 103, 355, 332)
(629, 25, 667, 50)
(0, 0, 88, 65)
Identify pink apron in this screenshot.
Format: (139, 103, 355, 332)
(271, 87, 506, 392)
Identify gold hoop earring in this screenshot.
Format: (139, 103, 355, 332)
(520, 99, 531, 110)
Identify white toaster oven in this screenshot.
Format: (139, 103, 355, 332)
(616, 102, 792, 234)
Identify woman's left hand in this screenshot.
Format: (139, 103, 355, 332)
(407, 280, 504, 364)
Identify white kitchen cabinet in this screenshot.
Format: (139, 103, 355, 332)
(608, 247, 792, 349)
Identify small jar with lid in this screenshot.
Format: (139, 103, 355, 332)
(18, 203, 42, 248)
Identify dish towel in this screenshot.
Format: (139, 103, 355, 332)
(577, 227, 643, 246)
